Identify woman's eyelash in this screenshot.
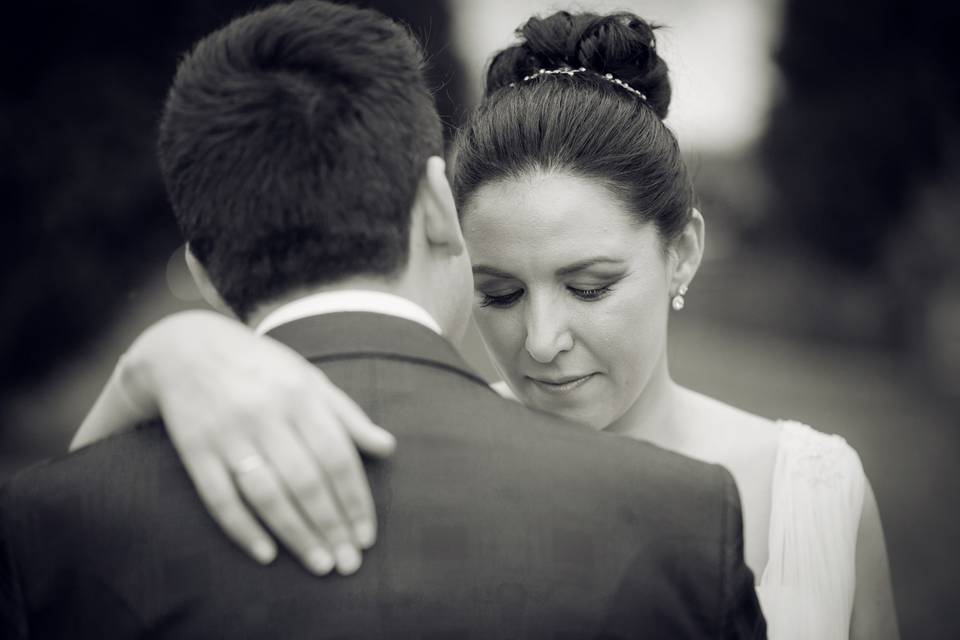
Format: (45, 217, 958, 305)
(568, 285, 613, 301)
(479, 289, 524, 307)
(479, 285, 614, 307)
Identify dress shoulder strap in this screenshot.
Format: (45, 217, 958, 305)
(775, 420, 865, 498)
(757, 420, 866, 639)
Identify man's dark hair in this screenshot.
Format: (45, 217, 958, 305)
(158, 0, 443, 319)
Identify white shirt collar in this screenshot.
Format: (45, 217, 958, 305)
(254, 289, 442, 337)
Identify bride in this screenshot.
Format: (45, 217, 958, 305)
(75, 10, 898, 639)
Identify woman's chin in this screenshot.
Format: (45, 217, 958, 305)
(520, 393, 609, 431)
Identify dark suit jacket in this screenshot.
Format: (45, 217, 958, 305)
(0, 312, 765, 639)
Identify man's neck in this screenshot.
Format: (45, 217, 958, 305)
(246, 280, 391, 329)
(247, 280, 443, 337)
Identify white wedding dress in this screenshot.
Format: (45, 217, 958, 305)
(756, 420, 866, 640)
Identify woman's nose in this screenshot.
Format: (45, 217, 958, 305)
(523, 298, 574, 364)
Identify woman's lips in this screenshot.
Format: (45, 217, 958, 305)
(526, 373, 596, 394)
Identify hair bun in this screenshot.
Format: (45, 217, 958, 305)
(486, 11, 672, 119)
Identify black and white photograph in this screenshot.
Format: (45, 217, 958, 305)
(1, 0, 957, 638)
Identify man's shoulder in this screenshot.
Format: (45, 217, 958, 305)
(478, 386, 731, 492)
(0, 422, 202, 584)
(407, 369, 734, 523)
(438, 384, 748, 628)
(1, 423, 178, 516)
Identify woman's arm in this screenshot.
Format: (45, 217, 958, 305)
(72, 352, 158, 450)
(851, 478, 900, 639)
(72, 310, 396, 575)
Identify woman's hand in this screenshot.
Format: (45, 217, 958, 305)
(72, 310, 396, 576)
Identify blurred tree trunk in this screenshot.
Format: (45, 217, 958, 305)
(762, 0, 959, 269)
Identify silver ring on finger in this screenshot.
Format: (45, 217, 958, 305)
(231, 453, 266, 476)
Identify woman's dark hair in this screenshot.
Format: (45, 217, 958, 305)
(453, 11, 694, 245)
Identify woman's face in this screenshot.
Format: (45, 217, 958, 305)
(461, 171, 673, 430)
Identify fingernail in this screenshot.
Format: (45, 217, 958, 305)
(376, 428, 397, 449)
(334, 543, 361, 575)
(355, 521, 375, 549)
(252, 540, 276, 565)
(306, 548, 335, 575)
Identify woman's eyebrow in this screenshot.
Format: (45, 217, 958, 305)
(472, 265, 516, 278)
(555, 258, 626, 277)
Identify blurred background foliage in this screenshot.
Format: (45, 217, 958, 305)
(760, 0, 960, 384)
(1, 0, 958, 637)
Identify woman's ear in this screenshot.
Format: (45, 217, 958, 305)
(415, 156, 465, 256)
(184, 244, 232, 315)
(669, 208, 705, 295)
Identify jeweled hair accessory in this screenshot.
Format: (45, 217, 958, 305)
(512, 66, 648, 102)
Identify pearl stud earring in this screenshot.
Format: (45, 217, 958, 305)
(671, 284, 688, 311)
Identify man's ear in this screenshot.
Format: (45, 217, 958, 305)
(669, 208, 705, 295)
(184, 244, 231, 314)
(414, 156, 464, 256)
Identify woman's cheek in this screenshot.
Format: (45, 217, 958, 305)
(473, 309, 521, 372)
(596, 288, 664, 395)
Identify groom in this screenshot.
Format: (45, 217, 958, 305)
(0, 2, 764, 638)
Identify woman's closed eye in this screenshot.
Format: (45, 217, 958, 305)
(478, 284, 615, 308)
(567, 285, 613, 301)
(479, 288, 524, 308)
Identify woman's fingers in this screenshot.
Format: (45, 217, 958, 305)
(295, 396, 379, 551)
(176, 448, 277, 565)
(313, 370, 396, 458)
(224, 442, 337, 576)
(115, 311, 389, 573)
(256, 426, 361, 575)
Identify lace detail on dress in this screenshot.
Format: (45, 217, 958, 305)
(756, 420, 866, 640)
(783, 422, 850, 489)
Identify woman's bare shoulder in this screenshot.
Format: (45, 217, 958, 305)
(679, 387, 782, 458)
(676, 388, 784, 575)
